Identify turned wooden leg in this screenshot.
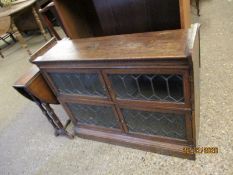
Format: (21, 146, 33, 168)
(32, 96, 74, 139)
(11, 20, 32, 55)
(32, 6, 48, 41)
(43, 104, 74, 139)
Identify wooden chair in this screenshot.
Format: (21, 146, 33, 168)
(39, 2, 61, 40)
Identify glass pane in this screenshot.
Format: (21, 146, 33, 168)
(48, 72, 106, 97)
(109, 74, 184, 102)
(67, 103, 119, 129)
(122, 108, 186, 139)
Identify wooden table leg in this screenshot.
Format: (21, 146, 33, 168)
(32, 96, 74, 139)
(32, 6, 48, 41)
(43, 103, 74, 139)
(11, 20, 32, 55)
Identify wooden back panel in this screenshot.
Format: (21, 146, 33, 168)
(93, 0, 180, 35)
(54, 0, 190, 39)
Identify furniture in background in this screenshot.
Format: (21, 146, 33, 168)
(31, 24, 200, 159)
(0, 15, 16, 46)
(0, 16, 11, 58)
(39, 2, 61, 40)
(53, 0, 191, 39)
(0, 16, 18, 58)
(0, 32, 16, 45)
(37, 0, 64, 28)
(0, 0, 48, 56)
(13, 38, 73, 139)
(0, 15, 31, 57)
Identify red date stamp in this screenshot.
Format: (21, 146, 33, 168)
(183, 147, 218, 154)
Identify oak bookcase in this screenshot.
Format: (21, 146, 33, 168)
(32, 24, 200, 159)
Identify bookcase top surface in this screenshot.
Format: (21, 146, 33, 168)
(33, 29, 189, 63)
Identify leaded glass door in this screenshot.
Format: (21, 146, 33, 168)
(102, 69, 192, 142)
(43, 68, 192, 143)
(104, 69, 189, 105)
(64, 101, 122, 131)
(45, 70, 109, 99)
(44, 69, 123, 131)
(120, 107, 189, 140)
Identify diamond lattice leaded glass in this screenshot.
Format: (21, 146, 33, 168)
(48, 72, 106, 97)
(67, 103, 119, 129)
(109, 74, 184, 102)
(122, 108, 186, 139)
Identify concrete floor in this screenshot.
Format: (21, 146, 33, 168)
(0, 0, 233, 174)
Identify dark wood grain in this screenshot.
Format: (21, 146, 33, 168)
(53, 0, 94, 38)
(53, 0, 190, 39)
(92, 0, 181, 35)
(33, 29, 188, 63)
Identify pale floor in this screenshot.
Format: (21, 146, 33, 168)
(0, 0, 233, 174)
